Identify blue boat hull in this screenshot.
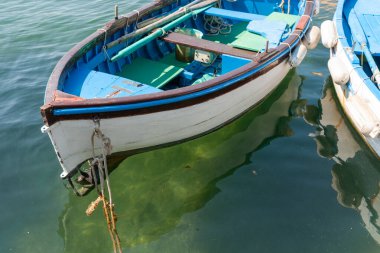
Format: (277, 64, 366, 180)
(323, 0, 380, 158)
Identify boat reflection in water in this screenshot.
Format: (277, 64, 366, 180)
(295, 78, 380, 244)
(58, 70, 302, 251)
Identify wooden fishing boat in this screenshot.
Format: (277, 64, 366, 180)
(41, 0, 319, 183)
(321, 0, 380, 159)
(60, 73, 304, 247)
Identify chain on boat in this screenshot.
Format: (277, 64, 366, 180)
(83, 117, 123, 253)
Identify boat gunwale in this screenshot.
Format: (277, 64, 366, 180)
(41, 0, 315, 125)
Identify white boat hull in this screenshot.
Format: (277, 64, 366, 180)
(45, 60, 291, 177)
(330, 39, 380, 158)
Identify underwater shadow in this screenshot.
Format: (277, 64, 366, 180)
(298, 77, 380, 245)
(58, 70, 304, 251)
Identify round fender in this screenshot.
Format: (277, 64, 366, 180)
(321, 20, 338, 48)
(328, 57, 349, 85)
(302, 26, 321, 49)
(290, 43, 308, 67)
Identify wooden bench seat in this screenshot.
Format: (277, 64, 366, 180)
(161, 32, 258, 59)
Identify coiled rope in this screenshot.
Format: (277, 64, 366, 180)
(203, 15, 232, 35)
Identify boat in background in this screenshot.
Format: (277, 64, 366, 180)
(321, 0, 380, 159)
(40, 0, 319, 187)
(290, 77, 380, 244)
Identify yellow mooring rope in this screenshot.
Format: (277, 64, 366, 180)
(86, 193, 122, 253)
(85, 118, 123, 253)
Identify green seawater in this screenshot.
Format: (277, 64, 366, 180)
(1, 0, 380, 252)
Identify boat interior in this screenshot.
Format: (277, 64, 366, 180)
(341, 0, 380, 86)
(60, 0, 305, 99)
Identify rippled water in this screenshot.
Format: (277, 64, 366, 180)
(1, 0, 380, 252)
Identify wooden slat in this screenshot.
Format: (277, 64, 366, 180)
(161, 32, 258, 59)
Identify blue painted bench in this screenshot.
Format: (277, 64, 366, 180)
(344, 0, 380, 56)
(78, 70, 162, 99)
(221, 54, 252, 74)
(204, 7, 266, 22)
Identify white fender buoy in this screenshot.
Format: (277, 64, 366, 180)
(328, 57, 349, 85)
(290, 43, 307, 67)
(345, 102, 380, 137)
(321, 20, 338, 48)
(313, 0, 320, 16)
(302, 26, 320, 49)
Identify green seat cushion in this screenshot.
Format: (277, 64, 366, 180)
(266, 12, 299, 27)
(229, 31, 268, 51)
(230, 12, 299, 52)
(203, 22, 248, 44)
(119, 57, 183, 88)
(203, 22, 267, 51)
